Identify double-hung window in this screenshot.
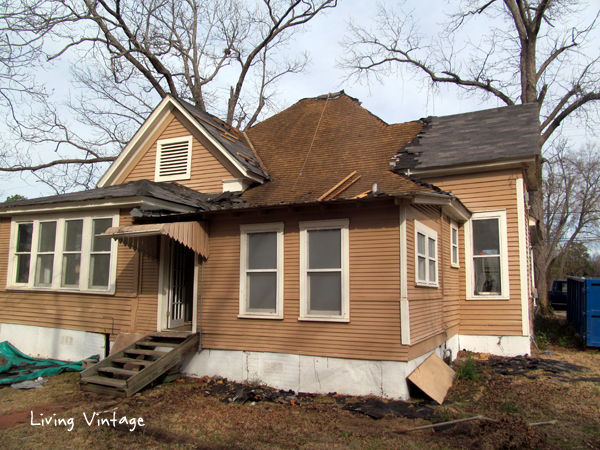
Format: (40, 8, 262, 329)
(465, 210, 509, 299)
(299, 219, 349, 321)
(9, 214, 118, 292)
(450, 221, 459, 268)
(415, 221, 438, 287)
(239, 223, 284, 318)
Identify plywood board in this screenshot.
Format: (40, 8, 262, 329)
(407, 353, 455, 404)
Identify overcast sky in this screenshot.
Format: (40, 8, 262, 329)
(1, 0, 597, 199)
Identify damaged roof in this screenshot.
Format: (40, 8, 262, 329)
(241, 91, 439, 206)
(0, 179, 225, 211)
(176, 98, 268, 179)
(391, 102, 540, 173)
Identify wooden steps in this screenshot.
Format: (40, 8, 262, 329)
(80, 332, 199, 397)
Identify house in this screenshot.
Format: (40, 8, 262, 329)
(0, 91, 540, 398)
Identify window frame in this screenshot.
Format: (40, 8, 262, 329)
(450, 220, 460, 268)
(238, 223, 284, 319)
(154, 136, 193, 182)
(7, 211, 119, 294)
(464, 210, 510, 300)
(299, 219, 350, 322)
(414, 220, 439, 288)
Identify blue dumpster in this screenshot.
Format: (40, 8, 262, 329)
(566, 277, 600, 347)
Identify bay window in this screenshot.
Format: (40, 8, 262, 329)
(9, 214, 118, 292)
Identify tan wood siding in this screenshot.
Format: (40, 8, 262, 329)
(425, 169, 525, 336)
(200, 204, 409, 361)
(122, 114, 234, 192)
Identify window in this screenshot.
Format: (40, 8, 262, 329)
(465, 210, 509, 299)
(451, 221, 459, 268)
(9, 214, 118, 292)
(299, 219, 349, 321)
(414, 221, 438, 287)
(239, 223, 284, 318)
(155, 136, 192, 182)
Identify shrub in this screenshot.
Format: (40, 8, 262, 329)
(454, 356, 481, 381)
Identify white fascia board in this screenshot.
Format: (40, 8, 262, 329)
(98, 96, 175, 187)
(409, 193, 471, 223)
(0, 196, 197, 216)
(405, 156, 537, 178)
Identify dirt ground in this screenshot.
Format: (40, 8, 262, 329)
(1, 344, 599, 450)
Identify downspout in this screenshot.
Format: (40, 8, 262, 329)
(198, 257, 204, 350)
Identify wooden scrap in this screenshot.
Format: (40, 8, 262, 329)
(220, 133, 236, 143)
(353, 190, 371, 199)
(407, 353, 455, 405)
(194, 114, 238, 140)
(318, 171, 357, 201)
(398, 415, 499, 433)
(324, 175, 362, 200)
(236, 151, 254, 162)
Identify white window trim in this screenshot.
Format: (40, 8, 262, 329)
(450, 220, 460, 268)
(299, 219, 349, 322)
(7, 211, 120, 294)
(238, 223, 284, 319)
(464, 210, 510, 300)
(414, 220, 439, 288)
(154, 135, 193, 182)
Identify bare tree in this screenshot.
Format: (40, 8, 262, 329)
(543, 141, 600, 287)
(0, 0, 337, 192)
(340, 0, 600, 312)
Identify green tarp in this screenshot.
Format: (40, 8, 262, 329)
(0, 341, 92, 384)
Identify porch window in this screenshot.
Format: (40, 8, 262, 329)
(9, 214, 118, 292)
(415, 220, 438, 287)
(299, 219, 349, 321)
(465, 210, 509, 299)
(239, 223, 284, 318)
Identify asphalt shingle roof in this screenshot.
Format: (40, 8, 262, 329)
(391, 102, 540, 172)
(242, 91, 439, 207)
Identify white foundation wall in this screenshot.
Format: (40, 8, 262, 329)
(182, 334, 460, 399)
(0, 323, 107, 361)
(458, 335, 531, 357)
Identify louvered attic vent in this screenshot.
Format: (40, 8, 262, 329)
(154, 136, 193, 182)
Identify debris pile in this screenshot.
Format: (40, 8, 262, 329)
(482, 355, 587, 378)
(196, 377, 437, 420)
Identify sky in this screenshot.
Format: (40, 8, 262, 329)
(0, 0, 597, 200)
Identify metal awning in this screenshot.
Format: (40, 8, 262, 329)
(99, 221, 209, 259)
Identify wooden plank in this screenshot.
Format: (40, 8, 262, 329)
(407, 353, 455, 405)
(80, 375, 127, 389)
(148, 331, 194, 339)
(136, 341, 180, 348)
(80, 383, 128, 397)
(112, 358, 154, 367)
(317, 171, 357, 201)
(125, 349, 169, 357)
(98, 367, 140, 377)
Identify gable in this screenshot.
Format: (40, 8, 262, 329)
(121, 114, 235, 193)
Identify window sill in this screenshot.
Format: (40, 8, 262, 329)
(237, 314, 283, 320)
(298, 317, 350, 323)
(5, 286, 115, 296)
(415, 282, 439, 288)
(466, 295, 509, 301)
(451, 264, 460, 269)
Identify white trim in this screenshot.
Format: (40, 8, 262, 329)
(516, 178, 530, 336)
(404, 156, 537, 178)
(239, 223, 284, 319)
(414, 220, 439, 287)
(157, 236, 169, 331)
(450, 220, 460, 268)
(0, 196, 197, 216)
(98, 96, 263, 187)
(192, 253, 199, 334)
(399, 206, 410, 345)
(299, 219, 350, 321)
(7, 211, 120, 294)
(154, 135, 193, 182)
(223, 178, 252, 193)
(465, 210, 510, 300)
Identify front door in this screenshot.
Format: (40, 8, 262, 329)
(166, 241, 195, 329)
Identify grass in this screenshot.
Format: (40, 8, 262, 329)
(453, 356, 480, 381)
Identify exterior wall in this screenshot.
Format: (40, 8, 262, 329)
(183, 334, 460, 399)
(424, 168, 529, 338)
(121, 112, 235, 192)
(200, 202, 408, 361)
(0, 209, 141, 343)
